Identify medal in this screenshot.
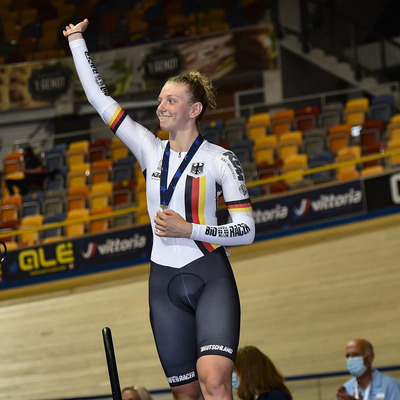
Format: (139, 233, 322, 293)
(160, 134, 203, 210)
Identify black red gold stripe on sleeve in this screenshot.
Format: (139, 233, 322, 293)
(225, 198, 253, 213)
(108, 105, 127, 134)
(185, 175, 218, 254)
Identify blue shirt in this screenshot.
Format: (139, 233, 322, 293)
(342, 369, 400, 399)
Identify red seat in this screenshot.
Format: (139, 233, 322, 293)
(112, 179, 136, 206)
(295, 105, 320, 132)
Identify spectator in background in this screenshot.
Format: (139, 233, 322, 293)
(233, 346, 292, 400)
(336, 338, 400, 400)
(5, 146, 44, 195)
(122, 386, 154, 400)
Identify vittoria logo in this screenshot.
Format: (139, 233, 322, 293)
(191, 162, 204, 175)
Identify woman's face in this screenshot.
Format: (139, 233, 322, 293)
(157, 82, 194, 132)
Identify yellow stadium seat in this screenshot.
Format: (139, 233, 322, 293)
(136, 208, 150, 225)
(337, 170, 360, 181)
(388, 121, 400, 142)
(111, 137, 129, 161)
(335, 147, 360, 178)
(0, 194, 22, 222)
(65, 208, 89, 237)
(42, 236, 65, 244)
(3, 150, 23, 176)
(344, 97, 369, 126)
(67, 162, 90, 188)
(282, 154, 308, 184)
(327, 123, 352, 153)
(361, 165, 385, 177)
(88, 182, 113, 211)
(277, 131, 303, 161)
(386, 139, 400, 167)
(246, 112, 271, 140)
(90, 205, 113, 234)
(66, 140, 89, 167)
(19, 214, 44, 247)
(253, 136, 277, 164)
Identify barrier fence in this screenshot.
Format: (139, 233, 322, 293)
(1, 148, 400, 243)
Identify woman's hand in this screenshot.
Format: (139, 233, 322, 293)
(62, 18, 89, 41)
(154, 209, 192, 238)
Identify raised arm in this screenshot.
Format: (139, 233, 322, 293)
(63, 19, 116, 117)
(63, 19, 158, 169)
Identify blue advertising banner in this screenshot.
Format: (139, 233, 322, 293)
(3, 172, 400, 290)
(364, 170, 400, 211)
(0, 224, 153, 289)
(218, 180, 366, 238)
(254, 180, 366, 237)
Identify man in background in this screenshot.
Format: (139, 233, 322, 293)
(336, 338, 400, 400)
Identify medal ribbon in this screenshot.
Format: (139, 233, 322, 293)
(160, 134, 203, 209)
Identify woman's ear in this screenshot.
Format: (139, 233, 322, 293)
(190, 102, 203, 118)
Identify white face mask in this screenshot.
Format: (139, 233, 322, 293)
(232, 371, 240, 390)
(346, 356, 368, 377)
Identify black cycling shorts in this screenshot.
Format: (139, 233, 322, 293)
(149, 246, 241, 387)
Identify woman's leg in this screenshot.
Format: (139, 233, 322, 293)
(197, 355, 234, 400)
(171, 381, 203, 400)
(149, 263, 200, 394)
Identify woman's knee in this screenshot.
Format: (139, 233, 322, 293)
(197, 356, 233, 397)
(171, 381, 203, 400)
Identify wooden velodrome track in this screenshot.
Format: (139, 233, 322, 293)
(0, 212, 400, 400)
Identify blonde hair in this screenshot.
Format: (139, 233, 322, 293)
(121, 386, 153, 400)
(166, 71, 217, 124)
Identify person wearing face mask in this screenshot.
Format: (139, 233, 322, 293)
(233, 346, 292, 400)
(336, 339, 400, 400)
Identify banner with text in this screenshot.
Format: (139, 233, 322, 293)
(0, 223, 152, 289)
(0, 25, 277, 113)
(1, 171, 400, 290)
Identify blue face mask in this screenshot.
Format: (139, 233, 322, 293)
(232, 371, 240, 390)
(347, 356, 367, 377)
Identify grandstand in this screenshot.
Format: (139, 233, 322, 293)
(0, 1, 400, 400)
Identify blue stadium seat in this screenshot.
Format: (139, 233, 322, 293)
(308, 151, 335, 183)
(22, 191, 44, 217)
(43, 212, 66, 241)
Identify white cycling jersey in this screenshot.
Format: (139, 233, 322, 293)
(69, 38, 255, 267)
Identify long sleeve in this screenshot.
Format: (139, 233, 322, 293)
(191, 212, 255, 246)
(69, 38, 116, 119)
(190, 149, 255, 246)
(68, 38, 158, 170)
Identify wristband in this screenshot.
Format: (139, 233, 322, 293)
(67, 31, 83, 37)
